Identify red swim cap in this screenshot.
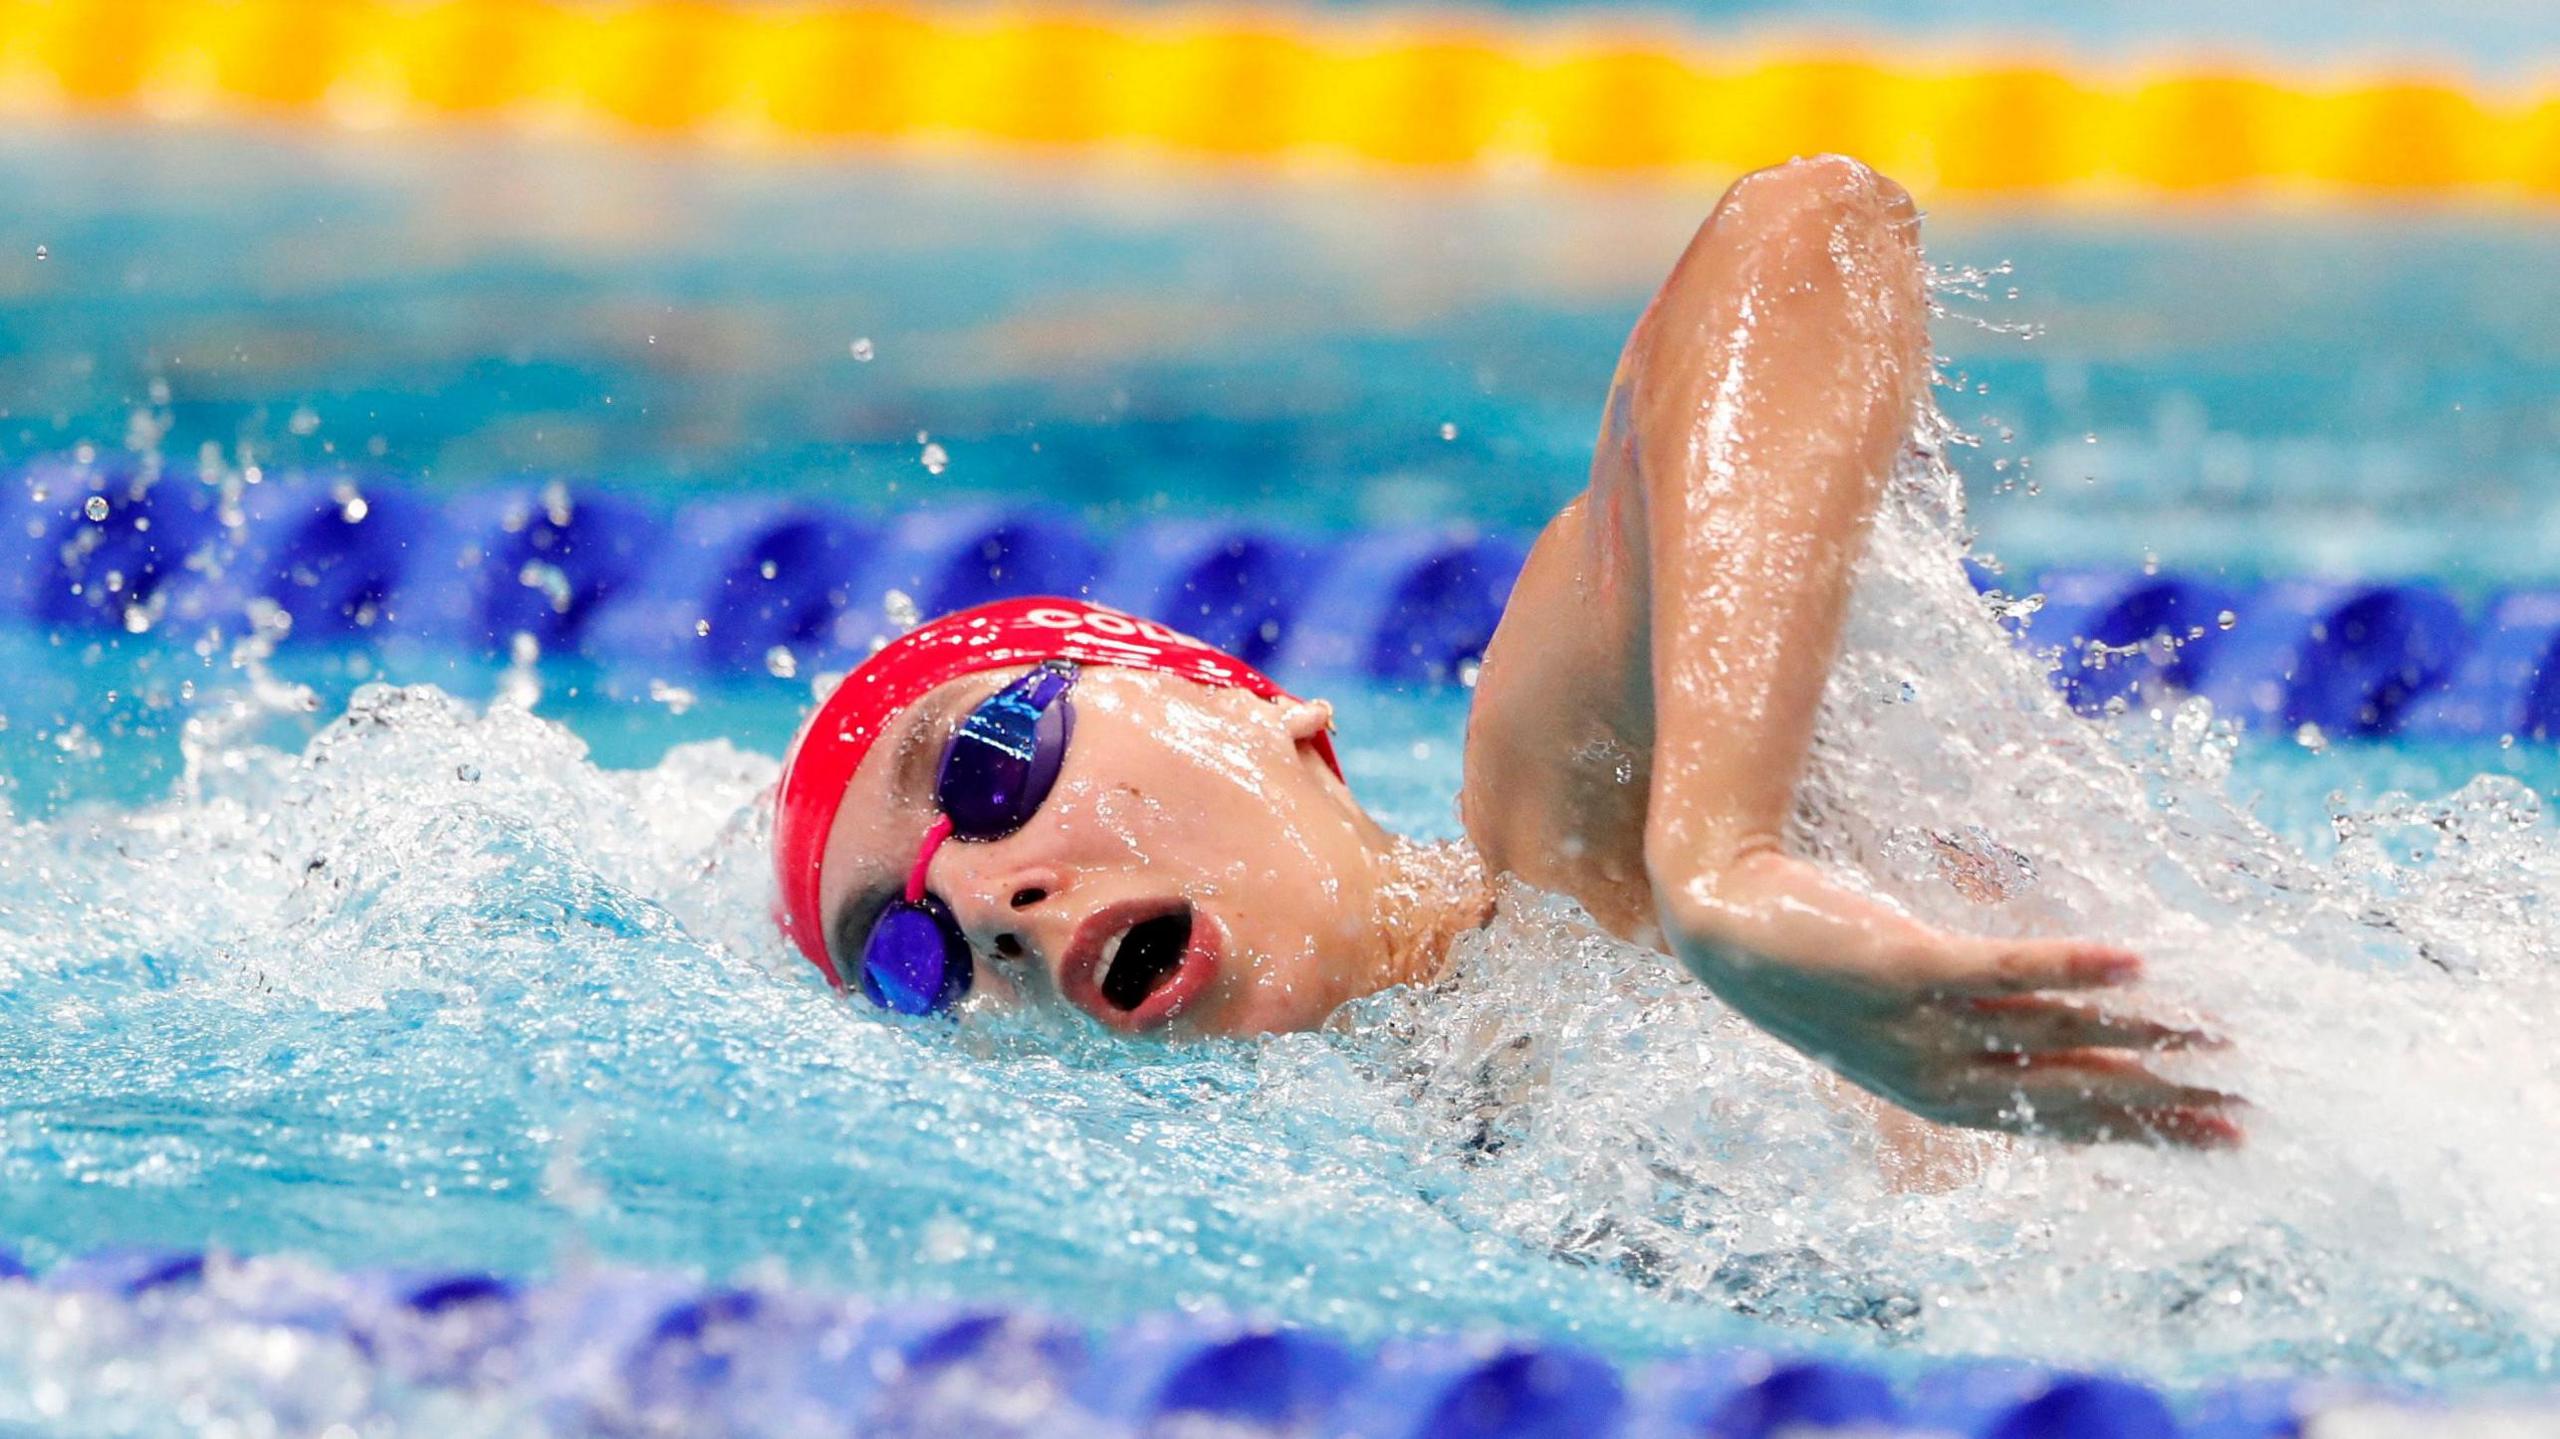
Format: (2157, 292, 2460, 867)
(771, 595, 1340, 986)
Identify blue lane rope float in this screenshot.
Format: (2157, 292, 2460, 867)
(8, 466, 2560, 742)
(0, 1246, 2415, 1435)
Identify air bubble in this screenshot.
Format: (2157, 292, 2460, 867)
(765, 645, 798, 679)
(82, 495, 108, 522)
(850, 338, 875, 362)
(920, 442, 949, 475)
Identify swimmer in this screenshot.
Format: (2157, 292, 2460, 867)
(773, 155, 2242, 1152)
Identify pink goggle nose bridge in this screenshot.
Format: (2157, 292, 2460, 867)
(905, 815, 955, 905)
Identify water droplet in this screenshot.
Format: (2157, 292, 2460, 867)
(694, 617, 712, 637)
(920, 1215, 979, 1264)
(2217, 609, 2238, 630)
(1438, 422, 1458, 441)
(516, 560, 574, 613)
(884, 589, 921, 631)
(33, 244, 46, 260)
(919, 442, 948, 475)
(850, 337, 875, 362)
(82, 495, 108, 522)
(764, 645, 799, 679)
(456, 763, 481, 782)
(758, 559, 778, 580)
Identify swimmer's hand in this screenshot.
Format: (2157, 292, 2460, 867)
(1654, 847, 2243, 1149)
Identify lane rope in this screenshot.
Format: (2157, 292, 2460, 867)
(6, 467, 2554, 740)
(6, 1243, 2352, 1435)
(0, 0, 2546, 196)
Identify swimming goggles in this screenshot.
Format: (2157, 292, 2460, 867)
(853, 661, 1079, 1015)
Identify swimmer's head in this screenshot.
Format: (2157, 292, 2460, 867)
(773, 597, 1411, 1036)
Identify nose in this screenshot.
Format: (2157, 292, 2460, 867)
(928, 841, 1064, 968)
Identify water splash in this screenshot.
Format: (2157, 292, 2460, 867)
(1, 422, 2558, 1426)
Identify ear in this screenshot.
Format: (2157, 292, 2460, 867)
(1278, 697, 1334, 746)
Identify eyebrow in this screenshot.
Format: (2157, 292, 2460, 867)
(887, 694, 947, 810)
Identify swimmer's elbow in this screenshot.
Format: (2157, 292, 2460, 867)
(1699, 155, 1917, 258)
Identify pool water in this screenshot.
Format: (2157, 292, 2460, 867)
(8, 122, 2560, 1425)
(7, 127, 2560, 583)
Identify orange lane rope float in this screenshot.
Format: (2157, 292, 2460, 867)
(0, 0, 2548, 197)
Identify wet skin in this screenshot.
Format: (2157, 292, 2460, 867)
(814, 665, 1474, 1037)
(809, 155, 2242, 1149)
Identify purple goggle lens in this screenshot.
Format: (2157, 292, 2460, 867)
(855, 663, 1078, 1016)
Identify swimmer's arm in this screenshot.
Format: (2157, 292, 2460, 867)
(1625, 157, 2239, 1146)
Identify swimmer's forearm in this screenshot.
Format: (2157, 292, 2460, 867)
(1631, 156, 1927, 886)
(1601, 161, 2240, 1148)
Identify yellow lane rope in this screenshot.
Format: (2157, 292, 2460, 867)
(0, 0, 2549, 197)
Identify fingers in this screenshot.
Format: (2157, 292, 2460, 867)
(2124, 1106, 2247, 1150)
(1956, 995, 2222, 1057)
(1972, 1051, 2248, 1150)
(1918, 938, 2143, 999)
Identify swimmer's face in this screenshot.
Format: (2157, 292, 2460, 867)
(814, 666, 1394, 1037)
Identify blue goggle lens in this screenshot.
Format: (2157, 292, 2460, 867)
(859, 898, 973, 1015)
(856, 663, 1078, 1016)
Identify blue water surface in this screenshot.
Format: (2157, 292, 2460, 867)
(3, 126, 2557, 584)
(8, 118, 2560, 1413)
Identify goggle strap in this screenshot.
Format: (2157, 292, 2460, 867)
(906, 814, 954, 905)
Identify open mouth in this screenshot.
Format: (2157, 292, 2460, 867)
(1099, 908, 1193, 1012)
(1063, 898, 1223, 1033)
